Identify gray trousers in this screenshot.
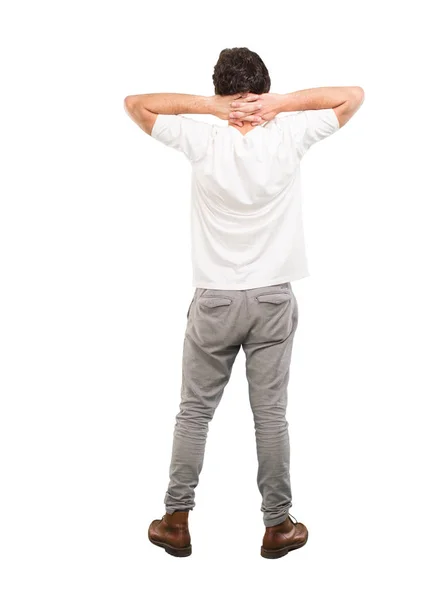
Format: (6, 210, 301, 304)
(164, 281, 299, 527)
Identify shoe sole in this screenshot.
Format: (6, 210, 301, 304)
(148, 533, 192, 557)
(260, 534, 308, 559)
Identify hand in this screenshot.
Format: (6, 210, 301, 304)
(229, 93, 284, 126)
(210, 92, 263, 126)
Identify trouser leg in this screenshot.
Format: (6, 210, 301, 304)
(243, 285, 299, 527)
(164, 289, 241, 513)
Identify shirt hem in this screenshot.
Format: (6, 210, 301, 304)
(192, 272, 310, 290)
(327, 107, 340, 131)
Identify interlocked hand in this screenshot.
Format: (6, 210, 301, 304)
(211, 92, 263, 126)
(228, 93, 284, 127)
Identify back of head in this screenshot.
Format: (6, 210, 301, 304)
(212, 47, 271, 96)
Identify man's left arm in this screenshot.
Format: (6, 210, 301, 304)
(124, 93, 262, 135)
(124, 94, 213, 135)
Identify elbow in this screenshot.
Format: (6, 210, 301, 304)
(124, 95, 138, 114)
(349, 86, 365, 106)
(124, 95, 133, 113)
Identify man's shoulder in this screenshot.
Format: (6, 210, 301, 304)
(270, 112, 303, 126)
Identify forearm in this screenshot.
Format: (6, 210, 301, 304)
(125, 93, 212, 115)
(278, 86, 360, 112)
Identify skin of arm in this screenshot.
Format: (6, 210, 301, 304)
(229, 86, 365, 128)
(124, 92, 263, 135)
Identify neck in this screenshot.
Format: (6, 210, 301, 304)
(228, 122, 255, 134)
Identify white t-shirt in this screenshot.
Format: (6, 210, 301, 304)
(151, 108, 339, 290)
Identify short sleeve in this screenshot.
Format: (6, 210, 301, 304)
(278, 108, 340, 158)
(150, 114, 214, 163)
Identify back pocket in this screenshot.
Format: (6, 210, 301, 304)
(256, 292, 290, 304)
(199, 297, 232, 308)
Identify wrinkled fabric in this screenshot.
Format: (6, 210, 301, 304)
(151, 109, 340, 290)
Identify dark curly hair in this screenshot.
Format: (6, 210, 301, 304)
(212, 47, 271, 96)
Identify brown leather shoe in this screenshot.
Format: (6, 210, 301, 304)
(261, 514, 308, 559)
(148, 511, 192, 557)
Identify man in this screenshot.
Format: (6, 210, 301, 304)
(124, 47, 364, 559)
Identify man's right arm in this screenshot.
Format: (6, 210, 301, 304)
(229, 86, 365, 128)
(279, 86, 364, 128)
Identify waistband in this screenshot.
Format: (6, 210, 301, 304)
(195, 281, 292, 298)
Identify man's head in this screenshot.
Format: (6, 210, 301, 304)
(212, 47, 271, 96)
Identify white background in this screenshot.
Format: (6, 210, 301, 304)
(1, 1, 432, 598)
